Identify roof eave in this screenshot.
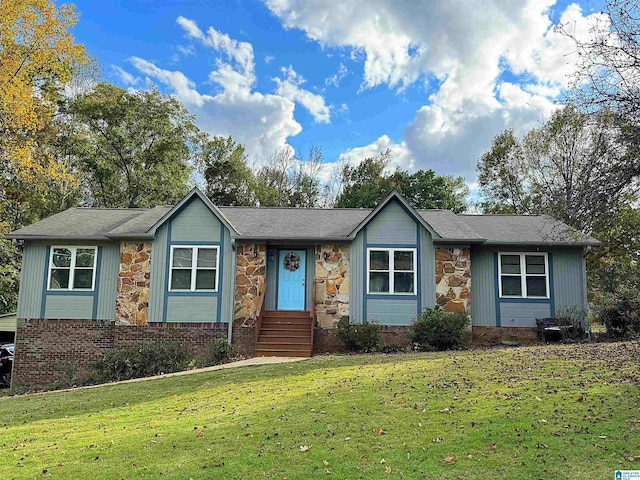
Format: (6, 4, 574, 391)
(433, 238, 486, 244)
(3, 234, 115, 242)
(235, 236, 352, 242)
(481, 240, 602, 247)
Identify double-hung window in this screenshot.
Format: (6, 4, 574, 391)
(169, 246, 219, 291)
(498, 253, 548, 298)
(48, 247, 97, 290)
(367, 248, 416, 295)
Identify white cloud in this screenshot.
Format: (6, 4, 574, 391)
(111, 65, 140, 86)
(127, 18, 308, 164)
(338, 135, 414, 171)
(274, 66, 331, 123)
(265, 0, 602, 180)
(265, 54, 275, 64)
(325, 62, 348, 87)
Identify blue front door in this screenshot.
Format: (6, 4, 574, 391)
(277, 250, 306, 310)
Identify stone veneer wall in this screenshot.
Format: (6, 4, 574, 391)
(12, 319, 227, 389)
(233, 243, 266, 356)
(435, 247, 471, 313)
(314, 244, 350, 328)
(115, 242, 152, 325)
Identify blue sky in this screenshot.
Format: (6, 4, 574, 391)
(70, 0, 604, 186)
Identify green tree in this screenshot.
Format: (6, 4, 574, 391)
(62, 83, 199, 208)
(477, 106, 637, 230)
(200, 136, 256, 206)
(254, 146, 323, 207)
(336, 150, 469, 211)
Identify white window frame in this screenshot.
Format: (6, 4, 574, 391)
(169, 245, 219, 292)
(367, 247, 417, 295)
(498, 252, 549, 299)
(47, 246, 98, 291)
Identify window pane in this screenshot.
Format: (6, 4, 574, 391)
(526, 277, 547, 297)
(49, 269, 69, 289)
(369, 272, 389, 293)
(73, 269, 94, 289)
(76, 248, 95, 267)
(370, 251, 389, 270)
(197, 248, 217, 268)
(196, 270, 216, 290)
(172, 248, 192, 268)
(52, 248, 71, 268)
(171, 269, 192, 290)
(394, 251, 413, 271)
(501, 276, 522, 296)
(525, 255, 545, 275)
(500, 255, 521, 274)
(394, 272, 414, 293)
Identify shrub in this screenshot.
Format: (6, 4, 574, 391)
(555, 304, 588, 342)
(206, 337, 232, 365)
(592, 287, 640, 339)
(410, 306, 470, 351)
(91, 340, 190, 382)
(336, 317, 382, 352)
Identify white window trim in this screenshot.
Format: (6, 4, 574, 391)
(498, 252, 549, 299)
(47, 246, 98, 291)
(366, 247, 417, 295)
(169, 245, 220, 292)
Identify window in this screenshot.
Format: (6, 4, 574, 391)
(48, 247, 97, 290)
(498, 253, 549, 298)
(169, 246, 219, 291)
(367, 248, 416, 295)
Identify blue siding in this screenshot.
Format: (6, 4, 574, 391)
(96, 244, 120, 320)
(358, 199, 425, 326)
(44, 295, 94, 319)
(166, 296, 218, 322)
(367, 298, 418, 325)
(148, 223, 169, 322)
(349, 233, 364, 322)
(419, 225, 435, 310)
(220, 228, 235, 323)
(470, 248, 497, 326)
(553, 251, 587, 309)
(265, 247, 278, 311)
(17, 244, 47, 318)
(366, 200, 417, 245)
(170, 197, 221, 243)
(500, 302, 551, 327)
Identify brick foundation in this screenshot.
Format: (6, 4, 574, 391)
(232, 317, 256, 357)
(313, 325, 413, 354)
(13, 319, 228, 389)
(472, 326, 538, 346)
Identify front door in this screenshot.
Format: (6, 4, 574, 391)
(277, 250, 306, 310)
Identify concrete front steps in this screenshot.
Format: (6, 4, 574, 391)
(255, 310, 313, 357)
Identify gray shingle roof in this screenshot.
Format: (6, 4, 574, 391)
(458, 214, 600, 246)
(6, 202, 601, 246)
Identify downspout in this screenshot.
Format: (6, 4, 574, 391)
(227, 238, 237, 345)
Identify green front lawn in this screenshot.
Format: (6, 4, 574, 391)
(1, 343, 639, 479)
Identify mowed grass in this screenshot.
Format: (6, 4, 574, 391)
(0, 343, 639, 479)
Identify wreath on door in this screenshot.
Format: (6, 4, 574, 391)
(284, 253, 300, 271)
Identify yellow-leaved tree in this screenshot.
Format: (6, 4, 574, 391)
(0, 0, 88, 230)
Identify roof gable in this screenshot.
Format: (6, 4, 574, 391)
(347, 190, 441, 240)
(147, 188, 238, 237)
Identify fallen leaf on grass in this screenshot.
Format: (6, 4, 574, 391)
(577, 396, 584, 402)
(323, 460, 329, 466)
(444, 456, 454, 464)
(377, 428, 385, 436)
(299, 445, 310, 452)
(432, 437, 443, 443)
(380, 459, 386, 464)
(489, 444, 497, 450)
(385, 466, 392, 474)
